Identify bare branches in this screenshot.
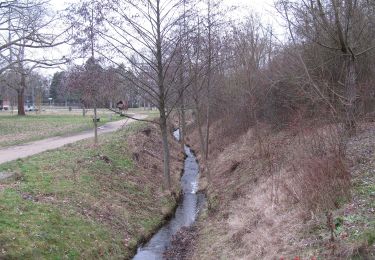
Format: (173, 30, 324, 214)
(0, 0, 70, 115)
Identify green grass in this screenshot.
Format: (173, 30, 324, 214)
(0, 122, 179, 259)
(346, 176, 375, 247)
(0, 114, 122, 148)
(128, 108, 160, 116)
(302, 165, 375, 258)
(0, 189, 123, 260)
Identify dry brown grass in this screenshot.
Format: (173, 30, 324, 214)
(126, 125, 184, 195)
(280, 124, 351, 214)
(186, 119, 356, 259)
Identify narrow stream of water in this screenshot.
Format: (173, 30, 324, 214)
(133, 129, 205, 260)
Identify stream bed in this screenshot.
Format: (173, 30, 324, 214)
(133, 130, 205, 260)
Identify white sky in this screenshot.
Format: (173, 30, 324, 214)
(44, 0, 284, 76)
(50, 0, 281, 27)
(226, 0, 284, 35)
(51, 0, 276, 10)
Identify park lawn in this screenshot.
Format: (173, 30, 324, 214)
(0, 122, 180, 259)
(0, 114, 121, 148)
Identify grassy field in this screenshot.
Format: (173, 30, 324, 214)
(0, 107, 159, 117)
(0, 107, 160, 148)
(0, 113, 122, 148)
(0, 122, 181, 259)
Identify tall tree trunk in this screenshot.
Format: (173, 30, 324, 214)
(196, 106, 206, 157)
(17, 88, 25, 116)
(205, 0, 212, 182)
(17, 73, 26, 116)
(180, 0, 187, 150)
(205, 88, 211, 161)
(156, 0, 171, 191)
(179, 63, 186, 150)
(93, 103, 98, 144)
(345, 56, 356, 131)
(178, 107, 181, 137)
(160, 108, 171, 190)
(204, 92, 211, 183)
(180, 92, 186, 150)
(204, 0, 212, 182)
(82, 104, 86, 117)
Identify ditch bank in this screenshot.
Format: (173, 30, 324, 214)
(133, 129, 206, 260)
(184, 121, 375, 259)
(0, 123, 185, 259)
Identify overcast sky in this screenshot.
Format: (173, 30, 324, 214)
(45, 0, 283, 76)
(50, 0, 281, 25)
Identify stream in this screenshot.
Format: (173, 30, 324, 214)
(133, 129, 205, 260)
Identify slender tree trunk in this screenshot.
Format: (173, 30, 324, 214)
(160, 108, 171, 190)
(89, 4, 98, 144)
(180, 0, 187, 149)
(345, 56, 357, 131)
(204, 0, 213, 182)
(17, 88, 25, 116)
(194, 100, 211, 184)
(93, 102, 98, 144)
(181, 93, 186, 150)
(196, 106, 206, 157)
(190, 14, 206, 164)
(17, 73, 26, 116)
(156, 0, 171, 191)
(179, 63, 186, 150)
(192, 78, 206, 158)
(178, 107, 182, 139)
(204, 95, 212, 183)
(205, 88, 211, 161)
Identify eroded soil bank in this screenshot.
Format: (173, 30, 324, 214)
(181, 121, 374, 259)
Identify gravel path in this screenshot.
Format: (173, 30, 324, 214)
(0, 115, 146, 165)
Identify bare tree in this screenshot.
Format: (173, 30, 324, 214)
(64, 58, 116, 144)
(66, 0, 109, 142)
(277, 0, 375, 130)
(99, 0, 193, 191)
(188, 0, 226, 183)
(186, 15, 207, 165)
(0, 0, 69, 115)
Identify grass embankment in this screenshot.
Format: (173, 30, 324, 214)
(186, 121, 374, 259)
(309, 125, 375, 258)
(0, 122, 183, 259)
(0, 114, 123, 148)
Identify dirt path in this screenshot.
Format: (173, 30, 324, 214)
(0, 114, 147, 165)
